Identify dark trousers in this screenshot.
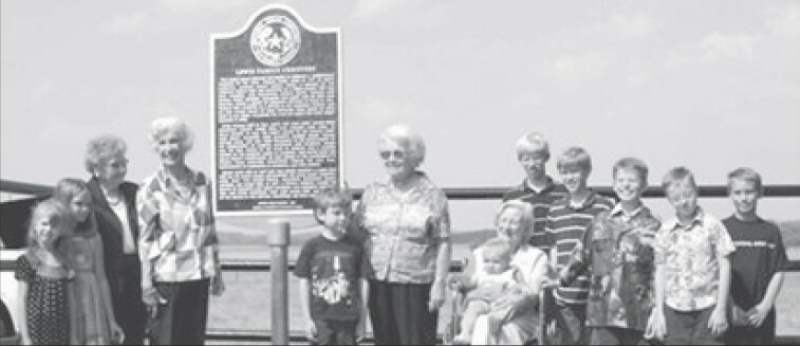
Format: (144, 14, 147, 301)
(313, 319, 357, 345)
(147, 279, 210, 346)
(553, 302, 588, 345)
(368, 280, 438, 345)
(724, 309, 776, 345)
(589, 327, 648, 345)
(663, 305, 723, 345)
(112, 254, 146, 345)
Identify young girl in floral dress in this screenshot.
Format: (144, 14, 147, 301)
(53, 178, 124, 345)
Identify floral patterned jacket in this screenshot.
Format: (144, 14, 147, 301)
(354, 172, 450, 284)
(566, 205, 661, 330)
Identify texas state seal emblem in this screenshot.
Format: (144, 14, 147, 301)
(250, 15, 301, 67)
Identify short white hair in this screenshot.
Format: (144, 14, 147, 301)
(84, 134, 127, 174)
(378, 124, 426, 167)
(495, 200, 535, 236)
(148, 117, 194, 152)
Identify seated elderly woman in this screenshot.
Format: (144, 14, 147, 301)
(354, 124, 451, 345)
(454, 200, 550, 345)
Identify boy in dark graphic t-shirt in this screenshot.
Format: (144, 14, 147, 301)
(723, 168, 788, 345)
(295, 188, 371, 345)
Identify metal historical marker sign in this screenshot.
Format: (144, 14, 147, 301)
(211, 5, 342, 215)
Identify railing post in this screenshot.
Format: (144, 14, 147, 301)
(267, 220, 290, 345)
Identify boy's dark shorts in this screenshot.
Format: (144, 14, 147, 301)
(589, 326, 650, 345)
(552, 302, 588, 345)
(314, 319, 357, 345)
(724, 308, 776, 346)
(663, 305, 724, 345)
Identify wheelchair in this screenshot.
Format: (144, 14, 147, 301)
(442, 281, 559, 345)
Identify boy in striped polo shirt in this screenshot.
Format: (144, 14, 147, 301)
(503, 132, 568, 251)
(544, 147, 614, 345)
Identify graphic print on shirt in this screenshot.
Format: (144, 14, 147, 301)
(311, 251, 354, 307)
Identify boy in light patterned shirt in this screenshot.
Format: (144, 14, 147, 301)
(648, 167, 735, 345)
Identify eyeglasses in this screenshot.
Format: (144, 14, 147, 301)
(379, 150, 406, 160)
(518, 154, 546, 165)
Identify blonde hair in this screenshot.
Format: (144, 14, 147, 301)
(495, 200, 535, 238)
(481, 237, 513, 261)
(85, 134, 127, 175)
(148, 117, 194, 152)
(727, 167, 763, 194)
(661, 166, 697, 193)
(613, 157, 649, 187)
(557, 147, 592, 173)
(26, 199, 68, 253)
(52, 178, 96, 235)
(515, 132, 550, 160)
(378, 124, 426, 167)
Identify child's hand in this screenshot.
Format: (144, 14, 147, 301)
(558, 265, 573, 286)
(644, 306, 666, 341)
(428, 280, 446, 312)
(142, 288, 167, 318)
(210, 275, 225, 296)
(747, 303, 770, 327)
(729, 303, 749, 326)
(708, 306, 729, 337)
(448, 274, 470, 292)
(110, 321, 125, 344)
(448, 275, 462, 289)
(304, 319, 318, 342)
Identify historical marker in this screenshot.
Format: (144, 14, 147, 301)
(211, 5, 342, 215)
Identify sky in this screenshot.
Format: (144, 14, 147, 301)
(2, 0, 799, 232)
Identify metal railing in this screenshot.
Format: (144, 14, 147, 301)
(2, 179, 800, 344)
(211, 184, 800, 344)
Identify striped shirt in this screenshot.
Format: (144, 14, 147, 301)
(502, 176, 568, 250)
(137, 168, 221, 290)
(544, 190, 614, 305)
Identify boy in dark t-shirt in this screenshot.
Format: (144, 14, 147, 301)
(723, 167, 788, 345)
(295, 188, 371, 345)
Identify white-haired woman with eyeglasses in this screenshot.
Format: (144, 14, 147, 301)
(354, 124, 452, 345)
(136, 117, 224, 345)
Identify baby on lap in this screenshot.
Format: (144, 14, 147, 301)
(450, 237, 526, 344)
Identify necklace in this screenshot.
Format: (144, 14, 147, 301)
(107, 196, 123, 206)
(102, 187, 124, 206)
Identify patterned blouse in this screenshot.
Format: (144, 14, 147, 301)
(137, 168, 221, 290)
(354, 172, 451, 284)
(654, 208, 735, 311)
(575, 204, 661, 331)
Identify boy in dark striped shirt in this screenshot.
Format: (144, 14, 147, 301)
(544, 147, 614, 345)
(502, 132, 568, 251)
